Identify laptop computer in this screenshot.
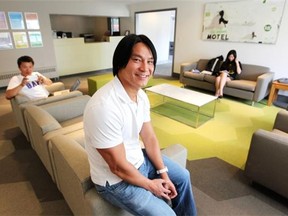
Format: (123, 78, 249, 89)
(70, 79, 81, 91)
(53, 79, 81, 96)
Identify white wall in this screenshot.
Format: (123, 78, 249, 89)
(128, 0, 288, 80)
(1, 0, 287, 83)
(0, 1, 130, 83)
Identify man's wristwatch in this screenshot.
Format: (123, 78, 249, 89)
(156, 166, 168, 174)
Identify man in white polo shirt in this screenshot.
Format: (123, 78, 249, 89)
(84, 34, 197, 216)
(6, 55, 52, 100)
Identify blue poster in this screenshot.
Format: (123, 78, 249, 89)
(8, 12, 25, 29)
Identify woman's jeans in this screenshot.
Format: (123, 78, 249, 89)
(95, 151, 197, 216)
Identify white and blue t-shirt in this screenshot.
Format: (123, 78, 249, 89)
(7, 72, 49, 100)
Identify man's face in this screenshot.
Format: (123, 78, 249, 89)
(118, 42, 154, 90)
(19, 62, 34, 77)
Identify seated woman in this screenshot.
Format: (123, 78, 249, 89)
(215, 50, 242, 98)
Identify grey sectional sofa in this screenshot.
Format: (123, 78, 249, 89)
(24, 95, 90, 181)
(50, 134, 188, 215)
(180, 59, 274, 105)
(23, 96, 189, 215)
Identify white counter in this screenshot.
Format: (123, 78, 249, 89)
(53, 36, 124, 76)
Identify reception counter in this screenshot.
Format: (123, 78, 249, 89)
(53, 36, 124, 76)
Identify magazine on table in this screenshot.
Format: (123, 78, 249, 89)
(277, 78, 288, 84)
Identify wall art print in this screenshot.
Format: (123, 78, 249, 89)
(202, 0, 286, 44)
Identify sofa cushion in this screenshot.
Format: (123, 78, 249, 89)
(60, 116, 83, 128)
(226, 80, 256, 91)
(196, 59, 209, 71)
(45, 82, 65, 93)
(203, 74, 216, 84)
(239, 64, 270, 81)
(44, 121, 84, 141)
(184, 71, 205, 81)
(65, 129, 85, 148)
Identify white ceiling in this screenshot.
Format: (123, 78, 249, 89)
(0, 0, 155, 2)
(0, 0, 183, 3)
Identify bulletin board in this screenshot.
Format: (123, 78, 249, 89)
(202, 0, 286, 44)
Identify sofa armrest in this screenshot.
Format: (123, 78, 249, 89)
(12, 83, 79, 106)
(253, 72, 274, 102)
(45, 82, 65, 93)
(245, 129, 288, 198)
(84, 188, 131, 216)
(44, 122, 83, 141)
(49, 134, 93, 215)
(161, 144, 187, 168)
(24, 105, 62, 135)
(50, 135, 184, 215)
(12, 95, 30, 105)
(273, 110, 288, 133)
(50, 135, 131, 215)
(180, 62, 197, 75)
(13, 82, 66, 104)
(20, 90, 83, 108)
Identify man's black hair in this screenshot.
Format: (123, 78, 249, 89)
(112, 34, 157, 76)
(17, 56, 34, 68)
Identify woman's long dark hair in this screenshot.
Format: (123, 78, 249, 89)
(112, 34, 157, 76)
(225, 49, 237, 63)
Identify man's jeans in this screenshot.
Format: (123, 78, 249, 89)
(95, 151, 197, 216)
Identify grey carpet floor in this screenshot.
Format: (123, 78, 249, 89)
(1, 67, 288, 215)
(187, 158, 288, 215)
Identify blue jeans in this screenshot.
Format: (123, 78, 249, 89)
(95, 150, 197, 216)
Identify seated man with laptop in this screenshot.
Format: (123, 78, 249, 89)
(6, 55, 53, 100)
(6, 55, 81, 99)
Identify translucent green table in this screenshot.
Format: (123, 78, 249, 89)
(145, 84, 217, 128)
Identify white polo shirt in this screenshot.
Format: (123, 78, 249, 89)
(84, 76, 151, 186)
(7, 72, 49, 100)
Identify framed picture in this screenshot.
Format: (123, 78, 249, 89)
(0, 11, 8, 30)
(8, 12, 25, 29)
(0, 32, 13, 49)
(28, 31, 43, 47)
(25, 12, 40, 29)
(12, 31, 29, 48)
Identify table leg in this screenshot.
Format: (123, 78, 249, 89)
(195, 106, 200, 128)
(267, 85, 277, 106)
